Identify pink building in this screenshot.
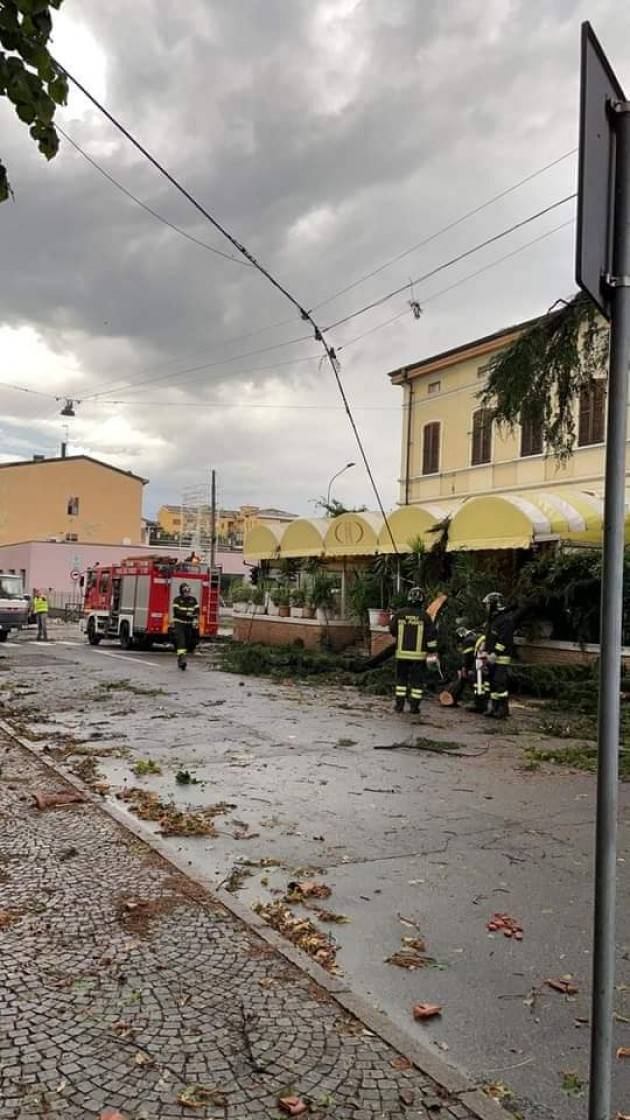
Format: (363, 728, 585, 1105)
(0, 540, 247, 600)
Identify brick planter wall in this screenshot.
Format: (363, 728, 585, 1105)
(233, 614, 362, 651)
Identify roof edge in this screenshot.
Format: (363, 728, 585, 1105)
(0, 454, 148, 485)
(387, 313, 544, 384)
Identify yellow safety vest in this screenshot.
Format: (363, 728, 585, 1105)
(33, 596, 49, 614)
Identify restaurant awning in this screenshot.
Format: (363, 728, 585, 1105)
(377, 502, 459, 553)
(322, 511, 383, 557)
(279, 517, 328, 558)
(242, 522, 283, 561)
(446, 488, 630, 551)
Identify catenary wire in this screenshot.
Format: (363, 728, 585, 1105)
(309, 148, 577, 312)
(50, 58, 397, 547)
(88, 193, 575, 402)
(57, 126, 251, 266)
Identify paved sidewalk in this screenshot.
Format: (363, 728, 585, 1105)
(0, 736, 490, 1120)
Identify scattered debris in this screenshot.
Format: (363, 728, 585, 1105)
(100, 1111, 126, 1120)
(412, 1003, 442, 1021)
(617, 1047, 630, 1059)
(399, 1088, 415, 1107)
(254, 901, 339, 972)
(177, 1084, 226, 1110)
(561, 1071, 586, 1097)
(545, 977, 579, 996)
(336, 738, 356, 747)
(223, 864, 254, 893)
(58, 847, 79, 862)
(313, 908, 349, 924)
(487, 913, 523, 940)
(134, 1050, 154, 1067)
(286, 880, 332, 902)
(175, 769, 200, 785)
(278, 1096, 308, 1117)
(483, 1082, 513, 1103)
(116, 895, 187, 936)
(132, 759, 162, 777)
(387, 950, 435, 970)
(32, 789, 86, 810)
(0, 908, 21, 930)
(116, 788, 233, 836)
(390, 1056, 412, 1071)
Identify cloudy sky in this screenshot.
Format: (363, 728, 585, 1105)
(1, 0, 629, 518)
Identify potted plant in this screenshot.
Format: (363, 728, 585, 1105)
(250, 587, 266, 615)
(275, 588, 291, 617)
(231, 584, 251, 614)
(290, 588, 306, 618)
(309, 572, 336, 622)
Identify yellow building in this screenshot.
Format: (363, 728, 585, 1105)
(157, 503, 297, 545)
(387, 316, 630, 549)
(0, 455, 146, 546)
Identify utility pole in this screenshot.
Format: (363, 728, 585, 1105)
(210, 468, 217, 571)
(575, 23, 629, 1120)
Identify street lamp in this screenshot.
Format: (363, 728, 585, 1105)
(326, 461, 355, 508)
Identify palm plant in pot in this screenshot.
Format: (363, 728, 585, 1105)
(250, 586, 266, 615)
(274, 587, 291, 617)
(231, 584, 252, 614)
(309, 572, 337, 622)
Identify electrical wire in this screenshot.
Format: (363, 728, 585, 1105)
(57, 125, 251, 267)
(309, 148, 577, 312)
(51, 59, 397, 548)
(324, 193, 577, 332)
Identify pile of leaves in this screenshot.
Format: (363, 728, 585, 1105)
(116, 788, 235, 836)
(132, 758, 162, 777)
(254, 900, 339, 972)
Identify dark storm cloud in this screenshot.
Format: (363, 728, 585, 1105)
(1, 0, 629, 512)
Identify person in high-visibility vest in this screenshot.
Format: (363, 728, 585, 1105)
(32, 589, 49, 642)
(388, 586, 438, 714)
(481, 592, 527, 719)
(172, 582, 199, 671)
(439, 625, 486, 711)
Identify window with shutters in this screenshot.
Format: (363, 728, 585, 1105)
(520, 411, 544, 457)
(578, 381, 606, 446)
(67, 496, 79, 516)
(471, 408, 492, 465)
(422, 422, 440, 475)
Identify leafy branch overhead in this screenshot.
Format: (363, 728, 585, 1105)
(479, 292, 610, 460)
(0, 0, 68, 202)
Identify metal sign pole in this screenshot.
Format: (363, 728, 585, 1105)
(588, 100, 630, 1120)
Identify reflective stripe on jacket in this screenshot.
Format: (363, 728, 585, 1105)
(172, 594, 199, 624)
(33, 596, 48, 614)
(389, 606, 437, 662)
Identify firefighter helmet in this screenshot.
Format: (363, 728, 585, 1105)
(407, 586, 424, 606)
(482, 591, 506, 614)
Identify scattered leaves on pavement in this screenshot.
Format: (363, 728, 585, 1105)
(100, 1111, 126, 1120)
(132, 759, 162, 777)
(0, 908, 21, 930)
(177, 1084, 226, 1109)
(175, 769, 200, 785)
(278, 1096, 308, 1116)
(387, 950, 435, 970)
(545, 977, 579, 996)
(390, 1056, 412, 1071)
(286, 880, 332, 901)
(561, 1071, 586, 1097)
(487, 912, 523, 940)
(399, 1088, 415, 1107)
(313, 908, 349, 923)
(134, 1051, 154, 1067)
(254, 901, 339, 972)
(412, 1003, 442, 1021)
(116, 788, 234, 836)
(617, 1047, 630, 1059)
(484, 1082, 513, 1103)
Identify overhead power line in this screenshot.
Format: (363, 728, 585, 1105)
(52, 58, 397, 548)
(56, 126, 250, 267)
(324, 193, 577, 332)
(310, 148, 577, 313)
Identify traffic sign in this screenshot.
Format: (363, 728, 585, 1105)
(576, 21, 626, 319)
(70, 569, 81, 582)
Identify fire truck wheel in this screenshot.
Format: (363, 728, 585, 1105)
(86, 619, 101, 646)
(0, 631, 8, 643)
(119, 622, 134, 650)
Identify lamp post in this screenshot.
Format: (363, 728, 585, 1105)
(326, 462, 355, 509)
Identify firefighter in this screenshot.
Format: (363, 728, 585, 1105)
(172, 582, 199, 671)
(389, 586, 437, 714)
(481, 592, 517, 718)
(439, 625, 486, 711)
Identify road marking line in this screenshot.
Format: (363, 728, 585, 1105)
(92, 649, 162, 669)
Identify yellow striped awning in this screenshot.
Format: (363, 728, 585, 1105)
(278, 517, 327, 558)
(446, 487, 630, 551)
(243, 521, 283, 561)
(377, 502, 460, 553)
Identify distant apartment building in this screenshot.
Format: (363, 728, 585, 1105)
(156, 503, 297, 547)
(0, 455, 146, 547)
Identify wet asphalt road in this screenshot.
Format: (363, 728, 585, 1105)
(1, 626, 629, 1119)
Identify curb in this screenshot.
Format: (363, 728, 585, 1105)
(0, 717, 508, 1120)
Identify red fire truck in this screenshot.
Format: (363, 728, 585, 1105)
(81, 556, 220, 650)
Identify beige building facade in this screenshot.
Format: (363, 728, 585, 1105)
(388, 317, 630, 507)
(0, 455, 146, 546)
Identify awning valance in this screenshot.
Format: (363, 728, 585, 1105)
(446, 488, 630, 551)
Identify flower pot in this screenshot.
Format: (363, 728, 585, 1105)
(368, 608, 382, 629)
(232, 602, 243, 614)
(290, 607, 304, 619)
(268, 602, 280, 617)
(302, 606, 315, 619)
(315, 607, 330, 622)
(252, 604, 266, 616)
(278, 605, 290, 617)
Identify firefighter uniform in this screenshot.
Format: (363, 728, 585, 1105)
(389, 589, 437, 714)
(172, 584, 199, 671)
(441, 628, 485, 710)
(482, 593, 521, 719)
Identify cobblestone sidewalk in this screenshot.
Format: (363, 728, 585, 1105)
(0, 736, 489, 1120)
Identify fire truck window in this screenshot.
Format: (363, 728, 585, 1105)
(86, 571, 97, 592)
(99, 572, 110, 594)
